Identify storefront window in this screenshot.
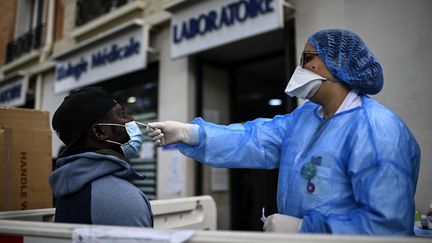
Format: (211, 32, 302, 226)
(23, 77, 36, 108)
(111, 81, 157, 117)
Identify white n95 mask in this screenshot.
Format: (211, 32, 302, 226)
(285, 66, 326, 100)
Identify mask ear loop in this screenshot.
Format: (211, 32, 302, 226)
(104, 139, 122, 145)
(94, 123, 125, 145)
(96, 123, 125, 127)
(94, 122, 151, 144)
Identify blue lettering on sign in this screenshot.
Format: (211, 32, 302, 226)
(56, 37, 141, 82)
(172, 0, 275, 44)
(0, 84, 22, 103)
(56, 57, 88, 81)
(91, 37, 140, 68)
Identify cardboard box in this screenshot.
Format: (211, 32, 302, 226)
(0, 108, 52, 211)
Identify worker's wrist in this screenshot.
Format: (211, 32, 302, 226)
(185, 124, 200, 145)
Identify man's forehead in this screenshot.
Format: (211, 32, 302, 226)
(105, 104, 122, 116)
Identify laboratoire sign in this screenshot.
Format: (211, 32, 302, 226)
(54, 21, 147, 94)
(169, 0, 283, 58)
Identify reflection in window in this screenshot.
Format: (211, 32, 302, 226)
(111, 80, 157, 117)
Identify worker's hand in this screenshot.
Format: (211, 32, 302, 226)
(148, 121, 199, 147)
(263, 214, 303, 233)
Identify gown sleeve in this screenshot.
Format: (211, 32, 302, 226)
(177, 114, 296, 169)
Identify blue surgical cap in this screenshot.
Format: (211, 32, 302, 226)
(308, 29, 383, 95)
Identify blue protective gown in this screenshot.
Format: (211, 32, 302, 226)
(178, 95, 420, 235)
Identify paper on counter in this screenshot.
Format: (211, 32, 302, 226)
(72, 226, 195, 243)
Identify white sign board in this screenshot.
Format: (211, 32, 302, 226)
(54, 21, 148, 94)
(170, 0, 284, 58)
(0, 75, 28, 107)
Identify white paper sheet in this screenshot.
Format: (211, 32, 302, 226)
(72, 226, 195, 243)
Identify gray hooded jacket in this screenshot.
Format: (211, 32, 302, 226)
(49, 151, 153, 227)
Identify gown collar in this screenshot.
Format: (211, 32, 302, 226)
(316, 90, 362, 119)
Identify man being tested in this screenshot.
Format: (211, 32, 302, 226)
(50, 87, 153, 227)
(148, 29, 420, 235)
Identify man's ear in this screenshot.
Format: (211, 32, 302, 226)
(91, 125, 109, 141)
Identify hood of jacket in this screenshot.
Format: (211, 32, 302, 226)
(49, 151, 144, 198)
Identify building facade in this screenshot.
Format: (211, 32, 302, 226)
(0, 0, 431, 231)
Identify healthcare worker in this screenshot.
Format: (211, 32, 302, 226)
(148, 29, 420, 235)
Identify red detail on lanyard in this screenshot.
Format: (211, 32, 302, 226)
(0, 235, 23, 243)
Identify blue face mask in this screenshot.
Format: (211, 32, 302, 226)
(96, 121, 144, 159)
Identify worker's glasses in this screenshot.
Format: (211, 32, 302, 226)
(300, 51, 319, 68)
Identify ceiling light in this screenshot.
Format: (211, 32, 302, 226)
(127, 96, 137, 104)
(268, 99, 282, 106)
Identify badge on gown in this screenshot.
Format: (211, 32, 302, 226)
(300, 156, 322, 193)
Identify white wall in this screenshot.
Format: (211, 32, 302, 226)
(291, 0, 432, 213)
(202, 65, 231, 230)
(41, 71, 67, 158)
(155, 24, 197, 199)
